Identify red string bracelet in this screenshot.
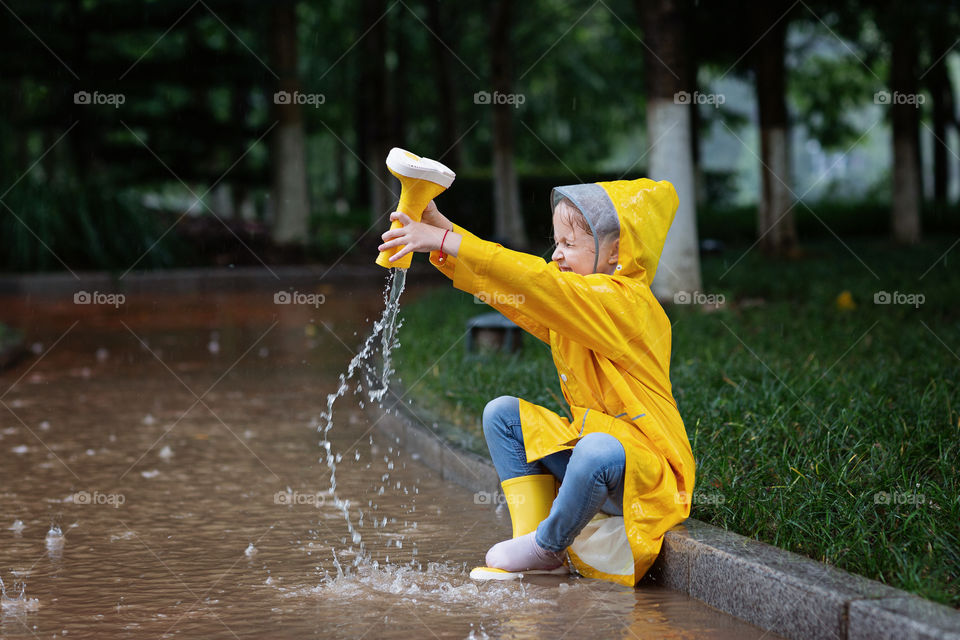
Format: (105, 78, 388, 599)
(438, 229, 450, 263)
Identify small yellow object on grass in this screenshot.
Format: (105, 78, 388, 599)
(835, 290, 856, 311)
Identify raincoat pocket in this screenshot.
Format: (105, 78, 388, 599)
(562, 406, 656, 451)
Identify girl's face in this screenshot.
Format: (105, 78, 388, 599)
(552, 200, 620, 276)
(552, 201, 612, 275)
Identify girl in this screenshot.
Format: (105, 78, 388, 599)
(377, 178, 695, 586)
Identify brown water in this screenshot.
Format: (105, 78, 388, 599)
(0, 277, 780, 639)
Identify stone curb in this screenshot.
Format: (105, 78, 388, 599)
(0, 264, 448, 297)
(369, 394, 960, 640)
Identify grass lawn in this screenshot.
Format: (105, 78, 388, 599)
(393, 235, 959, 606)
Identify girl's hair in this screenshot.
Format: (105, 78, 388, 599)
(555, 197, 618, 245)
(555, 197, 595, 237)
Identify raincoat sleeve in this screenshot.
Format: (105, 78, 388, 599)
(435, 229, 651, 361)
(429, 224, 550, 344)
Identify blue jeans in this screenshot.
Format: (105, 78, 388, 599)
(482, 395, 625, 553)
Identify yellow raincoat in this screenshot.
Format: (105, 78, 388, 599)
(429, 178, 695, 587)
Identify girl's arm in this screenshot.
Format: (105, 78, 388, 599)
(446, 229, 654, 361)
(378, 212, 551, 344)
(378, 213, 651, 358)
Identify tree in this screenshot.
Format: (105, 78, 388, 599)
(489, 0, 528, 248)
(922, 7, 958, 209)
(428, 0, 463, 169)
(753, 0, 798, 255)
(270, 0, 310, 246)
(638, 0, 701, 299)
(927, 48, 954, 208)
(889, 13, 922, 244)
(356, 0, 394, 227)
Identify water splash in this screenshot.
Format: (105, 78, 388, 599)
(0, 573, 39, 614)
(377, 268, 406, 399)
(45, 524, 63, 549)
(318, 269, 408, 568)
(290, 561, 558, 612)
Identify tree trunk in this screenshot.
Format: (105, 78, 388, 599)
(754, 1, 797, 255)
(490, 0, 528, 249)
(353, 3, 372, 203)
(355, 0, 393, 220)
(69, 0, 91, 180)
(928, 38, 953, 207)
(364, 0, 394, 227)
(211, 183, 234, 219)
(890, 27, 922, 244)
(334, 139, 348, 210)
(429, 1, 462, 167)
(638, 0, 701, 300)
(270, 0, 310, 246)
(690, 66, 706, 208)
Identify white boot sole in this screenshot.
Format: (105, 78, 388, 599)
(469, 565, 569, 581)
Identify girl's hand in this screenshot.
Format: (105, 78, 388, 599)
(419, 200, 453, 232)
(378, 212, 448, 262)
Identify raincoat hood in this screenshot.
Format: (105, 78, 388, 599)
(551, 178, 678, 286)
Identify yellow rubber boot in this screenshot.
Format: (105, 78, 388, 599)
(501, 474, 556, 538)
(375, 148, 455, 270)
(470, 474, 566, 581)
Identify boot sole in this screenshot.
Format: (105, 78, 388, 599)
(469, 566, 569, 581)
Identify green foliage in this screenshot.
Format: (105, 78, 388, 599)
(395, 236, 960, 606)
(790, 52, 883, 149)
(1, 0, 958, 270)
(0, 180, 183, 272)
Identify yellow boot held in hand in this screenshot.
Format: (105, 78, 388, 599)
(375, 148, 456, 270)
(470, 474, 569, 581)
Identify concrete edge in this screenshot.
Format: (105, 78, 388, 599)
(367, 394, 960, 640)
(0, 264, 448, 296)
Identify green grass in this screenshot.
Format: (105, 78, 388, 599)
(394, 235, 960, 606)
